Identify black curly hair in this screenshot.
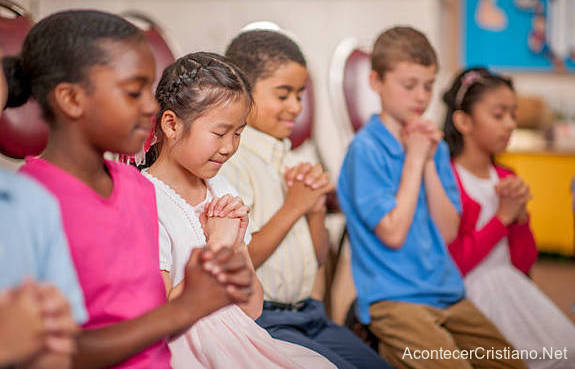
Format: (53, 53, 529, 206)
(443, 67, 514, 158)
(144, 51, 252, 166)
(224, 30, 306, 86)
(2, 10, 145, 123)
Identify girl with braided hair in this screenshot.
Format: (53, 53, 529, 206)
(142, 51, 336, 369)
(444, 67, 575, 369)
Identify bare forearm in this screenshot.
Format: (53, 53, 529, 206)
(247, 205, 302, 269)
(23, 352, 71, 369)
(424, 161, 459, 244)
(375, 154, 426, 248)
(72, 302, 199, 369)
(306, 210, 329, 266)
(237, 244, 264, 319)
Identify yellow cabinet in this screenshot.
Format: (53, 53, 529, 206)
(497, 151, 575, 256)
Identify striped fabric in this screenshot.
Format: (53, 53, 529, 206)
(221, 126, 318, 304)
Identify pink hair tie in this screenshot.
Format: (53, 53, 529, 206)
(119, 116, 158, 165)
(454, 71, 486, 109)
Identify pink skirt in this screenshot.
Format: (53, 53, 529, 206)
(169, 305, 336, 369)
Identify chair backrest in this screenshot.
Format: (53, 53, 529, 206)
(329, 38, 380, 146)
(122, 12, 177, 91)
(343, 49, 380, 132)
(0, 1, 49, 159)
(290, 79, 314, 149)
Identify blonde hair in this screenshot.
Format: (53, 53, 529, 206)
(371, 26, 438, 78)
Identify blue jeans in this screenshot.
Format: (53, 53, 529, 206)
(256, 298, 394, 369)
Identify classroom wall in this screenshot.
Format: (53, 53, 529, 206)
(3, 0, 575, 177)
(3, 0, 444, 176)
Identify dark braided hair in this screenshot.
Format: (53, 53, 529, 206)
(443, 67, 514, 158)
(145, 52, 252, 165)
(225, 30, 306, 86)
(2, 10, 145, 123)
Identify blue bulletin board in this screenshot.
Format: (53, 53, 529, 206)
(462, 0, 575, 72)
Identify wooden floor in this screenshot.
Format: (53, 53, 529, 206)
(530, 257, 575, 324)
(326, 252, 575, 327)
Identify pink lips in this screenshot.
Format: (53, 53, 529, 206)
(209, 160, 223, 168)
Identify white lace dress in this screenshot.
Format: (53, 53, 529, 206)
(456, 165, 575, 369)
(141, 171, 336, 369)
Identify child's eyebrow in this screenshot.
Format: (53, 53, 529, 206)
(214, 122, 233, 129)
(275, 85, 306, 92)
(492, 103, 517, 110)
(274, 85, 293, 92)
(214, 122, 247, 130)
(121, 75, 152, 85)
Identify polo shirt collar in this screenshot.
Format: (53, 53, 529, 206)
(241, 125, 291, 169)
(366, 114, 404, 158)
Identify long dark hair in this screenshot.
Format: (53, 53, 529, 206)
(442, 67, 514, 158)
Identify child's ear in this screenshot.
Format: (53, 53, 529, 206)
(52, 82, 84, 119)
(160, 110, 183, 140)
(453, 110, 473, 135)
(369, 70, 383, 94)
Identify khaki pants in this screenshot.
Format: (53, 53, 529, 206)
(368, 299, 528, 369)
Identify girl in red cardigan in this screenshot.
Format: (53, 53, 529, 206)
(443, 67, 575, 369)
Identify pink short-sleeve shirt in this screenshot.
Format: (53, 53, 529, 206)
(21, 157, 171, 369)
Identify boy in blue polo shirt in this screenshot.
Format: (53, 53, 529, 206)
(337, 27, 527, 369)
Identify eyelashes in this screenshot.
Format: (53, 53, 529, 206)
(127, 91, 142, 98)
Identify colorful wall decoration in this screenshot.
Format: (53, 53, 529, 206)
(463, 0, 575, 72)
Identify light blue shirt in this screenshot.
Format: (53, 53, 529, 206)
(0, 169, 87, 323)
(337, 114, 465, 324)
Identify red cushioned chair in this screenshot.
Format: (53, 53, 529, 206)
(0, 0, 48, 159)
(289, 79, 314, 149)
(343, 49, 380, 133)
(329, 38, 380, 146)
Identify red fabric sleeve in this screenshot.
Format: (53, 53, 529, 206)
(508, 219, 538, 275)
(448, 213, 509, 276)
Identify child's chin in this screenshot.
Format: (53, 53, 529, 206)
(276, 128, 294, 140)
(202, 169, 220, 179)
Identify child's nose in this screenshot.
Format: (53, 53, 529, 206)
(504, 114, 517, 130)
(415, 85, 429, 102)
(286, 95, 302, 115)
(219, 136, 234, 155)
